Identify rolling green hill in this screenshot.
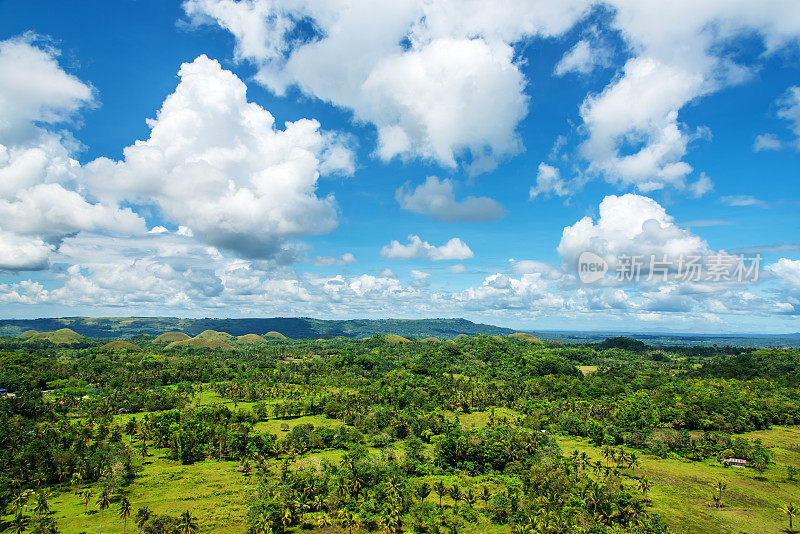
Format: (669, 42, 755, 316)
(0, 316, 514, 340)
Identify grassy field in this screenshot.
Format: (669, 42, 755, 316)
(11, 395, 800, 534)
(13, 453, 249, 533)
(556, 427, 800, 534)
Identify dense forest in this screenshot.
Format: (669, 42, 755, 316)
(0, 318, 514, 340)
(0, 330, 798, 533)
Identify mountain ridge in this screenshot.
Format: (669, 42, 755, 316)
(0, 316, 515, 340)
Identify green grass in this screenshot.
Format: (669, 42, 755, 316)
(507, 332, 543, 343)
(7, 452, 249, 534)
(557, 426, 800, 534)
(154, 331, 190, 343)
(22, 328, 84, 344)
(443, 407, 521, 429)
(254, 414, 337, 435)
(21, 400, 800, 534)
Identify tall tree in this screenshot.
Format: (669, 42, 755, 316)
(80, 489, 93, 515)
(178, 510, 199, 533)
(135, 506, 152, 533)
(119, 496, 132, 534)
(434, 480, 447, 508)
(782, 502, 798, 534)
(96, 489, 111, 534)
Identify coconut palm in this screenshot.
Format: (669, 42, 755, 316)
(178, 510, 198, 533)
(465, 488, 476, 508)
(96, 489, 111, 534)
(628, 452, 640, 473)
(80, 488, 93, 514)
(135, 506, 152, 533)
(781, 502, 798, 533)
(480, 486, 491, 507)
(11, 512, 28, 534)
(450, 483, 462, 507)
(337, 509, 358, 534)
(434, 480, 447, 508)
(638, 476, 652, 502)
(119, 496, 132, 534)
(715, 480, 727, 510)
(33, 491, 49, 519)
(317, 512, 332, 528)
(415, 482, 431, 502)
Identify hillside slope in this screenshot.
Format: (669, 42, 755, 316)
(0, 317, 515, 340)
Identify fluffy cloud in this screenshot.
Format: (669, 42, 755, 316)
(0, 36, 146, 271)
(767, 258, 800, 314)
(455, 272, 567, 311)
(183, 0, 592, 172)
(186, 0, 800, 190)
(529, 163, 573, 199)
(380, 235, 474, 261)
(0, 34, 94, 142)
(688, 174, 713, 198)
(409, 269, 431, 288)
(554, 38, 611, 76)
(579, 57, 703, 191)
(396, 176, 506, 222)
(85, 55, 353, 259)
(578, 1, 800, 191)
(753, 133, 783, 152)
(558, 193, 708, 274)
(0, 230, 52, 271)
(35, 232, 316, 310)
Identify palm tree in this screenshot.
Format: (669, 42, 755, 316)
(33, 491, 49, 519)
(480, 486, 491, 507)
(135, 506, 152, 533)
(601, 445, 614, 467)
(97, 489, 111, 534)
(585, 482, 604, 515)
(781, 502, 798, 533)
(11, 512, 28, 534)
(450, 484, 462, 507)
(80, 488, 93, 514)
(415, 482, 431, 503)
(579, 452, 590, 472)
(628, 452, 640, 473)
(715, 480, 727, 510)
(337, 509, 358, 534)
(638, 476, 651, 502)
(465, 488, 476, 508)
(317, 512, 332, 528)
(592, 460, 603, 476)
(434, 480, 447, 508)
(119, 497, 132, 534)
(178, 510, 198, 533)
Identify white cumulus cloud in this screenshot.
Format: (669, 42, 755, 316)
(380, 235, 474, 261)
(182, 0, 593, 173)
(84, 55, 353, 259)
(396, 176, 506, 222)
(0, 35, 146, 271)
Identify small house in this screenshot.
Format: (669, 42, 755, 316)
(724, 458, 749, 468)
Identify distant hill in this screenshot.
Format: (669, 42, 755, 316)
(0, 317, 515, 340)
(18, 328, 84, 344)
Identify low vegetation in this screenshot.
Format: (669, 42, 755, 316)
(0, 332, 798, 533)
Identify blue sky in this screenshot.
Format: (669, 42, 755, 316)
(0, 0, 799, 333)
